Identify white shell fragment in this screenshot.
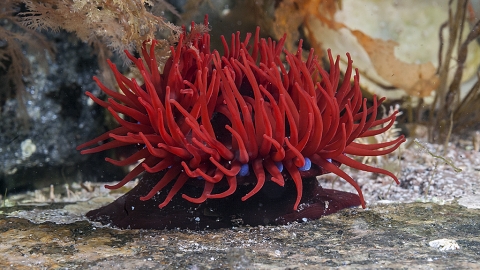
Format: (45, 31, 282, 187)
(429, 239, 460, 251)
(21, 139, 36, 159)
(457, 194, 480, 209)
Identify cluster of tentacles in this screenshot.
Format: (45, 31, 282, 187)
(78, 17, 405, 214)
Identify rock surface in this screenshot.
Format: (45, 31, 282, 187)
(0, 27, 124, 193)
(1, 201, 479, 269)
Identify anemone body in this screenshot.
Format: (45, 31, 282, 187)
(78, 17, 405, 229)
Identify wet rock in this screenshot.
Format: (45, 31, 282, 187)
(1, 201, 479, 269)
(0, 27, 124, 193)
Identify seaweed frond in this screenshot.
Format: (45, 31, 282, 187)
(0, 0, 53, 119)
(20, 0, 182, 58)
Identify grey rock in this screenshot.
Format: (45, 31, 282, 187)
(0, 29, 123, 192)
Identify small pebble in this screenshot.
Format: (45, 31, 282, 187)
(429, 239, 460, 251)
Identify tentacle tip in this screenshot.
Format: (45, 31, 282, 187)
(105, 158, 120, 166)
(241, 194, 252, 202)
(271, 177, 285, 187)
(104, 184, 116, 190)
(141, 163, 153, 172)
(182, 194, 206, 204)
(292, 185, 302, 211)
(158, 202, 168, 209)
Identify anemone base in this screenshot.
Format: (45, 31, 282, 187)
(86, 173, 361, 230)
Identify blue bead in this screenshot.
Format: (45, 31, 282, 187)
(239, 163, 249, 176)
(299, 157, 312, 171)
(275, 162, 283, 172)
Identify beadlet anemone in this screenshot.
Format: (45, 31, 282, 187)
(78, 17, 405, 230)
